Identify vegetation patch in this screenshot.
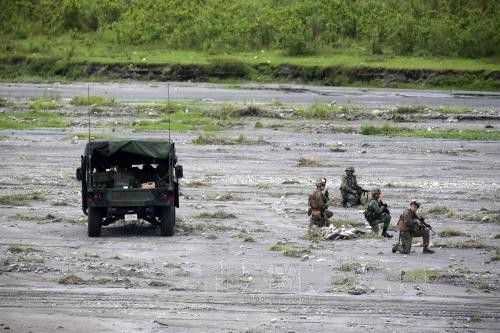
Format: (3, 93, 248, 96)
(269, 244, 309, 258)
(297, 156, 330, 167)
(0, 111, 66, 129)
(135, 111, 225, 132)
(58, 274, 87, 285)
(281, 179, 300, 185)
(71, 96, 114, 106)
(329, 275, 368, 295)
(426, 206, 451, 216)
(438, 228, 468, 237)
(196, 209, 236, 219)
(66, 133, 115, 140)
(164, 261, 181, 269)
(292, 102, 357, 120)
(192, 133, 269, 145)
(302, 228, 323, 242)
(8, 244, 41, 254)
(222, 273, 253, 286)
(183, 180, 208, 187)
(358, 233, 384, 239)
(331, 219, 366, 228)
(360, 124, 500, 141)
(207, 193, 241, 201)
(29, 98, 60, 112)
(440, 238, 492, 250)
(0, 192, 45, 205)
(93, 276, 112, 285)
(338, 261, 379, 274)
(401, 269, 437, 283)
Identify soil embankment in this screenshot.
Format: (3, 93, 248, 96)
(1, 57, 499, 90)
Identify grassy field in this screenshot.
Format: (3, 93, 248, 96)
(4, 35, 500, 71)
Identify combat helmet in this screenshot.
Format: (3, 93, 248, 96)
(316, 178, 326, 187)
(371, 187, 381, 194)
(410, 200, 420, 208)
(345, 166, 355, 173)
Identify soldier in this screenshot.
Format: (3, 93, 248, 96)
(340, 167, 368, 207)
(392, 201, 435, 254)
(364, 187, 393, 238)
(308, 178, 332, 227)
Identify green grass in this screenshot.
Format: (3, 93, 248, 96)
(269, 244, 309, 258)
(292, 102, 358, 120)
(196, 209, 236, 219)
(426, 206, 451, 216)
(4, 35, 499, 71)
(0, 111, 66, 129)
(29, 98, 60, 111)
(438, 228, 468, 237)
(360, 124, 500, 141)
(222, 273, 253, 286)
(401, 269, 437, 283)
(331, 219, 367, 228)
(0, 192, 45, 205)
(70, 96, 114, 106)
(8, 244, 41, 254)
(192, 133, 269, 145)
(135, 112, 225, 132)
(442, 238, 492, 249)
(65, 133, 116, 140)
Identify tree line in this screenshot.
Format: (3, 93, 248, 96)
(1, 0, 498, 58)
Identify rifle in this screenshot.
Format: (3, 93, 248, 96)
(380, 201, 390, 215)
(418, 217, 437, 236)
(355, 187, 369, 196)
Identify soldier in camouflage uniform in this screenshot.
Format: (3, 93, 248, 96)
(340, 167, 368, 207)
(392, 201, 435, 254)
(308, 178, 332, 227)
(364, 187, 393, 238)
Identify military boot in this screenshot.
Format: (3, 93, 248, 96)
(381, 226, 393, 239)
(423, 246, 435, 254)
(392, 243, 400, 253)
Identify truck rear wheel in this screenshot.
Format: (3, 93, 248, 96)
(88, 207, 102, 237)
(160, 206, 175, 236)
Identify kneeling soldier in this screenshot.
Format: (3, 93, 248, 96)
(365, 187, 393, 238)
(393, 200, 435, 254)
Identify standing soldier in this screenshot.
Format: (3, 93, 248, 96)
(308, 178, 332, 227)
(392, 201, 435, 254)
(340, 167, 368, 207)
(364, 187, 393, 238)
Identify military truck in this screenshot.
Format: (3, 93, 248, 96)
(76, 140, 183, 237)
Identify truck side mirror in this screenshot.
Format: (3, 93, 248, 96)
(175, 165, 183, 179)
(76, 167, 83, 181)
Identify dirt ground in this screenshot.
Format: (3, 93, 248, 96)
(0, 97, 499, 332)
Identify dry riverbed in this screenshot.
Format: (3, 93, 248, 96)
(0, 97, 499, 333)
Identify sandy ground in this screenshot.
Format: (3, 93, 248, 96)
(0, 97, 499, 332)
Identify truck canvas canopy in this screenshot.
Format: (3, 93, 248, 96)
(85, 140, 174, 167)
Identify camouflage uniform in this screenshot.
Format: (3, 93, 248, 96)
(308, 187, 331, 227)
(393, 208, 432, 254)
(340, 167, 365, 207)
(366, 197, 391, 234)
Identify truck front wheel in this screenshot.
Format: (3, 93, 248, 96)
(88, 207, 102, 237)
(160, 206, 175, 236)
